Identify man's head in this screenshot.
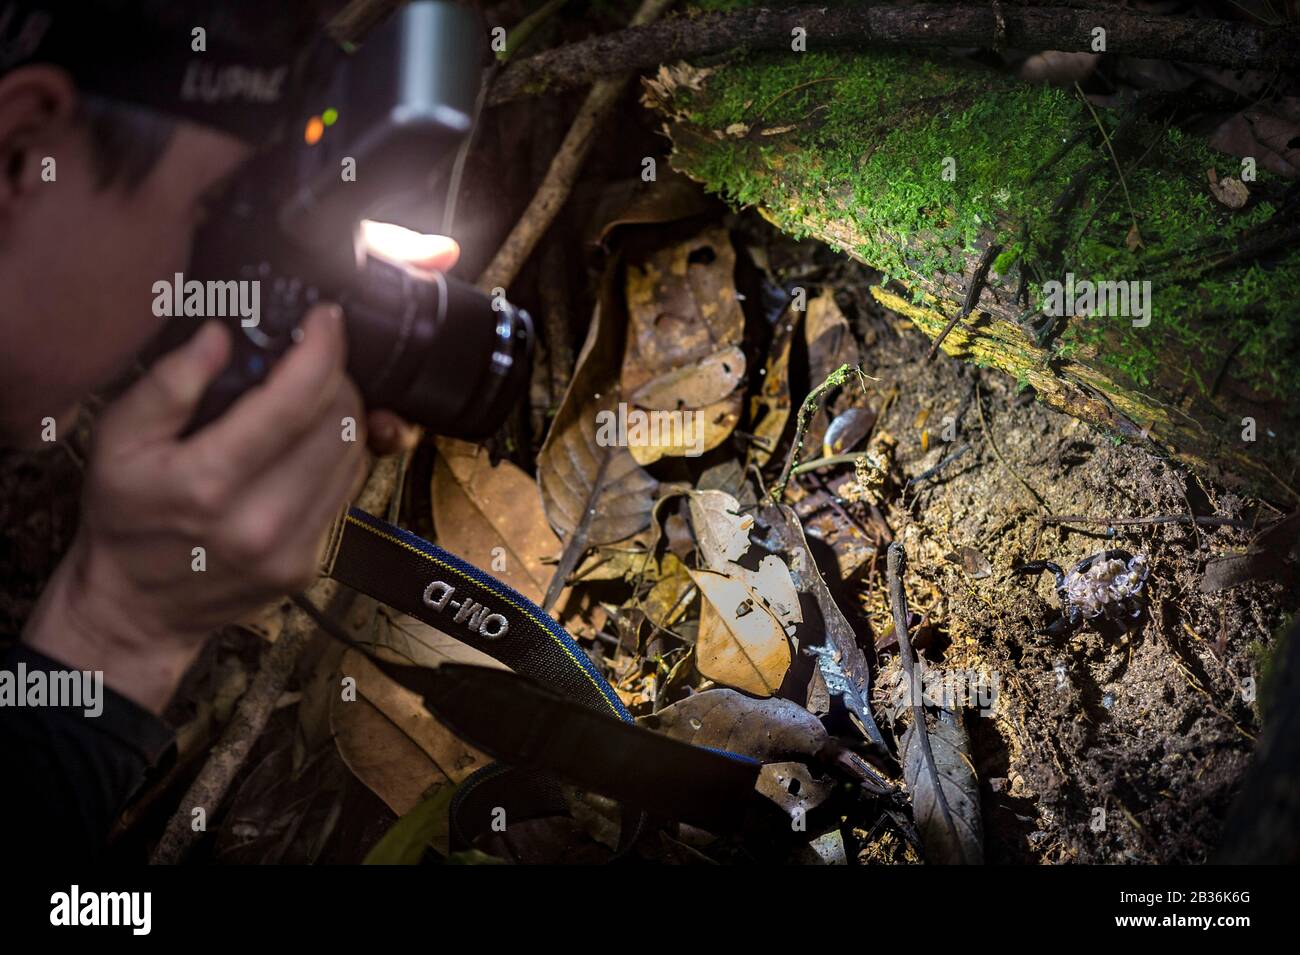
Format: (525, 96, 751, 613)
(0, 1, 340, 446)
(0, 66, 250, 445)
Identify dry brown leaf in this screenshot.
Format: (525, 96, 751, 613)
(758, 501, 888, 749)
(749, 308, 797, 467)
(902, 709, 984, 864)
(690, 568, 791, 696)
(689, 489, 755, 568)
(432, 437, 565, 606)
(331, 649, 491, 815)
(572, 539, 656, 583)
(1125, 221, 1145, 252)
(741, 555, 802, 632)
(623, 226, 743, 387)
(331, 693, 437, 816)
(589, 169, 714, 248)
(803, 293, 861, 450)
(1208, 101, 1300, 179)
(640, 62, 713, 119)
(620, 226, 746, 464)
(626, 398, 741, 465)
(538, 265, 658, 547)
(643, 552, 695, 630)
(805, 293, 859, 379)
(370, 609, 507, 672)
(688, 489, 802, 631)
(628, 345, 746, 409)
(788, 482, 875, 578)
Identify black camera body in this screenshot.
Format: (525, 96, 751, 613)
(168, 1, 533, 438)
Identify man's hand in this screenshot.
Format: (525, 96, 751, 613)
(23, 304, 367, 713)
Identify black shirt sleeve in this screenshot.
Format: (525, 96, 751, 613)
(0, 643, 174, 862)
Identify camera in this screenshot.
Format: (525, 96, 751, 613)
(159, 1, 534, 438)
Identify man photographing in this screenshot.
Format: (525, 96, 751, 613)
(0, 0, 473, 859)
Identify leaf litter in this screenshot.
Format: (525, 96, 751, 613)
(180, 182, 1292, 867)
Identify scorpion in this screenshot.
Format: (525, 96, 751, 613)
(1014, 549, 1150, 635)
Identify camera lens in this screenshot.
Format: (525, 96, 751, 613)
(338, 255, 534, 440)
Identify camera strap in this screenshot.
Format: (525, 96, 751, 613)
(321, 506, 761, 851)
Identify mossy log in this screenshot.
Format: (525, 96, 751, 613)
(645, 51, 1300, 499)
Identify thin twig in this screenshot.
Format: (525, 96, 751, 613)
(750, 75, 842, 125)
(887, 543, 962, 859)
(500, 0, 571, 60)
(926, 243, 1000, 363)
(541, 449, 611, 611)
(904, 443, 971, 490)
(149, 455, 405, 864)
(974, 381, 1049, 513)
(477, 0, 677, 292)
(791, 451, 870, 475)
(1040, 513, 1250, 529)
(1076, 84, 1140, 243)
(771, 363, 872, 502)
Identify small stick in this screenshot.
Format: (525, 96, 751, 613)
(489, 4, 1298, 105)
(1076, 84, 1140, 244)
(771, 363, 871, 503)
(887, 543, 963, 860)
(974, 381, 1049, 513)
(477, 0, 676, 292)
(791, 451, 870, 475)
(926, 243, 1000, 363)
(150, 456, 405, 864)
(904, 443, 971, 490)
(1040, 514, 1250, 529)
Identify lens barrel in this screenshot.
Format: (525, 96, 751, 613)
(338, 255, 534, 439)
(176, 207, 534, 439)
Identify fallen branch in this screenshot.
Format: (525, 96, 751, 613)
(926, 243, 1000, 364)
(489, 3, 1298, 104)
(477, 0, 677, 292)
(904, 442, 972, 491)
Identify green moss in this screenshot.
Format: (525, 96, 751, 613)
(665, 48, 1300, 413)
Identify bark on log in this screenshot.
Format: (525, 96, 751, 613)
(645, 50, 1300, 498)
(491, 4, 1300, 105)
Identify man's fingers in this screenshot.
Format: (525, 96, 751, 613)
(404, 238, 460, 273)
(218, 379, 364, 561)
(185, 304, 347, 481)
(366, 409, 420, 455)
(100, 322, 230, 448)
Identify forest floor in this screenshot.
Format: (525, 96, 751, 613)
(0, 207, 1289, 866)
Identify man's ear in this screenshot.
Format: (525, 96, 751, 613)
(0, 65, 78, 209)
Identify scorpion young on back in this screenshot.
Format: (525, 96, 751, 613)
(1014, 549, 1150, 635)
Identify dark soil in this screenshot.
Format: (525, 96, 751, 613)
(776, 227, 1291, 863)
